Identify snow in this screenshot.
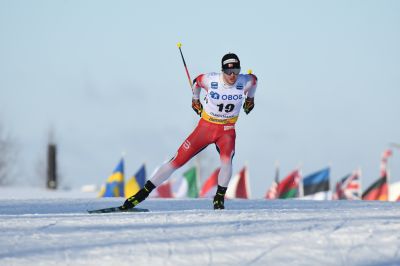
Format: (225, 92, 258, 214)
(1, 188, 400, 266)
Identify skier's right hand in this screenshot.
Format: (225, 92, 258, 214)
(192, 99, 203, 116)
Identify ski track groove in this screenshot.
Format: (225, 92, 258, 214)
(38, 221, 58, 231)
(326, 219, 349, 266)
(246, 243, 282, 266)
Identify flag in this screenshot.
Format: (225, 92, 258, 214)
(173, 166, 199, 198)
(362, 149, 392, 201)
(380, 149, 392, 178)
(152, 180, 173, 198)
(199, 168, 220, 198)
(389, 181, 400, 202)
(265, 180, 278, 199)
(265, 163, 280, 199)
(332, 170, 361, 200)
(362, 176, 388, 201)
(277, 170, 301, 199)
(124, 164, 146, 198)
(303, 168, 330, 198)
(226, 166, 251, 199)
(98, 158, 125, 197)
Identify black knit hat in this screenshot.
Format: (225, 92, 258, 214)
(221, 53, 240, 70)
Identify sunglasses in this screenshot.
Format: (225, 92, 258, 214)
(223, 68, 241, 75)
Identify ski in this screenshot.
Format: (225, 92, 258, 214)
(87, 206, 149, 214)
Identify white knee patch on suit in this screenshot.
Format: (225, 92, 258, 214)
(218, 161, 233, 187)
(149, 162, 176, 187)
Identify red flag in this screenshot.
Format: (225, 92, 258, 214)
(199, 168, 220, 198)
(236, 167, 249, 198)
(155, 181, 173, 198)
(226, 166, 250, 199)
(277, 170, 301, 199)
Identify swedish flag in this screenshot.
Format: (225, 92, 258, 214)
(124, 164, 146, 198)
(99, 159, 125, 197)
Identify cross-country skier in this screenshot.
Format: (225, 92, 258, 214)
(121, 53, 258, 210)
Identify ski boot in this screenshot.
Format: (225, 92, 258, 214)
(121, 180, 155, 210)
(213, 185, 227, 210)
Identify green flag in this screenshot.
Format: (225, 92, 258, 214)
(183, 167, 199, 198)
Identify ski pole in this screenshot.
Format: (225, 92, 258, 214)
(177, 42, 193, 88)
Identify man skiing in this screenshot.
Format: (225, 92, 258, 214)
(122, 53, 257, 210)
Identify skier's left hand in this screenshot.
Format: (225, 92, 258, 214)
(243, 97, 255, 114)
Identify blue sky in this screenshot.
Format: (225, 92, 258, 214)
(0, 0, 399, 197)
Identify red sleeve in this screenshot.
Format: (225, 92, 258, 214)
(249, 74, 258, 86)
(194, 74, 205, 88)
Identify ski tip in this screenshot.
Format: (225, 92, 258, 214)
(177, 42, 182, 48)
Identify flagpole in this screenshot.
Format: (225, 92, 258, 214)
(382, 149, 392, 201)
(383, 150, 392, 201)
(388, 143, 398, 199)
(357, 167, 362, 200)
(274, 160, 280, 198)
(327, 162, 332, 200)
(297, 162, 304, 198)
(274, 160, 280, 182)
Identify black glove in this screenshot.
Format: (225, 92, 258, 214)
(243, 97, 255, 114)
(192, 99, 203, 116)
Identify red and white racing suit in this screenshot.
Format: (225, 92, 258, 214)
(150, 72, 257, 188)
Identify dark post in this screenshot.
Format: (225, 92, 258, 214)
(47, 144, 57, 189)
